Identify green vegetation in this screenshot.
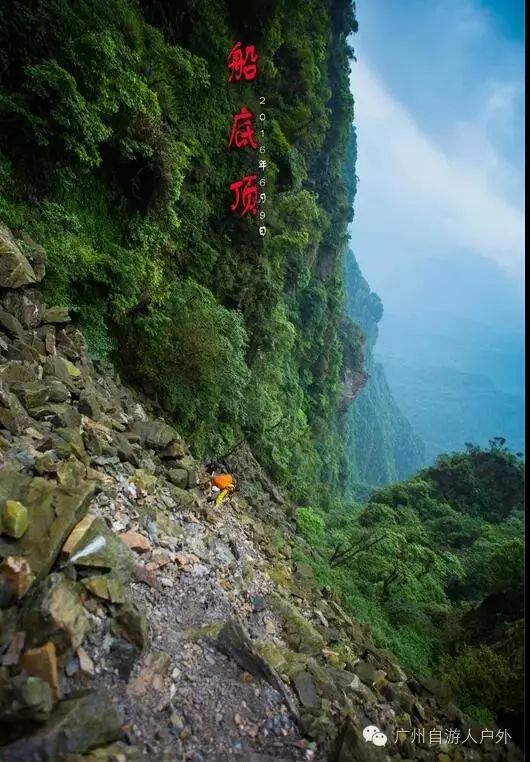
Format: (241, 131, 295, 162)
(0, 0, 523, 744)
(293, 441, 524, 728)
(0, 0, 358, 504)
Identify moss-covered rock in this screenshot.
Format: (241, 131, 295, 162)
(0, 690, 123, 761)
(267, 592, 325, 655)
(0, 360, 39, 385)
(132, 420, 176, 450)
(167, 484, 196, 511)
(0, 673, 53, 729)
(81, 573, 125, 604)
(112, 601, 149, 650)
(2, 499, 29, 538)
(0, 388, 30, 433)
(130, 469, 157, 493)
(167, 468, 189, 489)
(0, 224, 36, 288)
(68, 517, 135, 584)
(21, 572, 88, 655)
(78, 390, 101, 421)
(255, 641, 289, 675)
(333, 718, 385, 761)
(63, 743, 148, 761)
(267, 565, 293, 589)
(5, 475, 94, 582)
(43, 306, 70, 324)
(181, 622, 224, 641)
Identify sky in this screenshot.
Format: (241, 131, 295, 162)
(348, 0, 525, 334)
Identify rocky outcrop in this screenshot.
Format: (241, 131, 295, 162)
(339, 367, 369, 411)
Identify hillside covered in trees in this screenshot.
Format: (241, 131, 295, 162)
(343, 248, 425, 494)
(0, 0, 363, 512)
(0, 0, 524, 758)
(295, 440, 524, 741)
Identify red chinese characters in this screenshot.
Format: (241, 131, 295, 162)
(227, 41, 258, 81)
(229, 174, 258, 216)
(227, 42, 260, 219)
(228, 106, 257, 150)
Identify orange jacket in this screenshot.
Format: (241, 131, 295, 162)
(211, 473, 235, 490)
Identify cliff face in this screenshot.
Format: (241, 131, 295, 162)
(343, 250, 426, 493)
(0, 0, 359, 509)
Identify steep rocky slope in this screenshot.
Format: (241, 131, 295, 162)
(0, 224, 523, 761)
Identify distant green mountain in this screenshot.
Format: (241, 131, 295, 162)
(378, 311, 524, 396)
(343, 251, 426, 493)
(374, 307, 524, 462)
(383, 360, 524, 462)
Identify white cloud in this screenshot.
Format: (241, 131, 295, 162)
(349, 60, 524, 280)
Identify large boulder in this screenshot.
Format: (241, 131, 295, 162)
(17, 232, 47, 282)
(293, 670, 320, 709)
(42, 306, 70, 325)
(78, 390, 101, 421)
(0, 224, 37, 289)
(42, 355, 81, 385)
(111, 601, 149, 650)
(10, 379, 69, 411)
(0, 361, 39, 385)
(166, 468, 188, 489)
(131, 420, 177, 450)
(215, 619, 299, 722)
(0, 673, 53, 736)
(0, 471, 95, 584)
(333, 718, 390, 761)
(0, 690, 123, 761)
(0, 306, 25, 338)
(20, 573, 89, 655)
(0, 386, 30, 434)
(267, 592, 326, 655)
(2, 289, 45, 329)
(67, 517, 136, 584)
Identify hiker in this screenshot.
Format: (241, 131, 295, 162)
(209, 471, 236, 506)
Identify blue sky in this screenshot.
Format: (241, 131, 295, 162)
(348, 0, 524, 333)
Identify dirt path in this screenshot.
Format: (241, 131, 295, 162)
(67, 474, 320, 762)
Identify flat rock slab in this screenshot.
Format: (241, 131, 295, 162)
(215, 619, 300, 724)
(293, 671, 320, 710)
